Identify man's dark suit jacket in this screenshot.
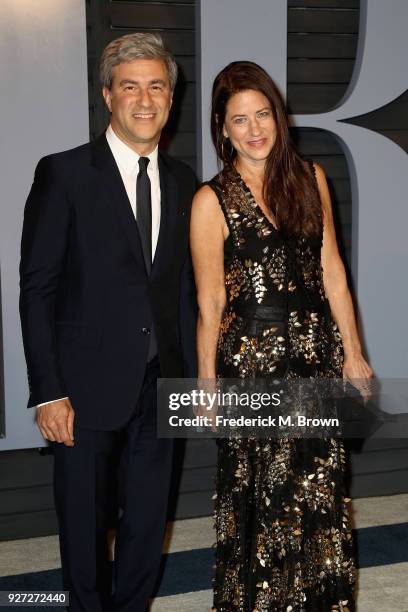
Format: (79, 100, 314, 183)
(20, 134, 197, 430)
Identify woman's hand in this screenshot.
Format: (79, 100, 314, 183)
(342, 352, 374, 403)
(314, 162, 374, 405)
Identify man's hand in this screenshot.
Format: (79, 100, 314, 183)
(36, 398, 75, 446)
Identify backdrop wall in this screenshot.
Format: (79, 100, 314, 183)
(0, 2, 407, 540)
(0, 0, 89, 450)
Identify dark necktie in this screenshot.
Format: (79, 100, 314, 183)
(136, 156, 152, 274)
(136, 156, 157, 361)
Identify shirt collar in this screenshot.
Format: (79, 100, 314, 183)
(106, 124, 159, 175)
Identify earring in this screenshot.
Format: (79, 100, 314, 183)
(221, 136, 234, 160)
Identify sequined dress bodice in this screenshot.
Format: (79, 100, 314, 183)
(207, 167, 342, 380)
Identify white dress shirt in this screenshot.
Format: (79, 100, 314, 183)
(106, 124, 161, 258)
(37, 125, 161, 408)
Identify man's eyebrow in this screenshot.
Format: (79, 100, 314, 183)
(118, 78, 167, 87)
(119, 79, 138, 87)
(149, 79, 167, 86)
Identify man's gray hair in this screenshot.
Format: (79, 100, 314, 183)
(100, 32, 178, 91)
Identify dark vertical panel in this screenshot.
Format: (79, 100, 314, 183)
(85, 0, 197, 171)
(287, 0, 360, 269)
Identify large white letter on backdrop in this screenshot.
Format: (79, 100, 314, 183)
(197, 0, 408, 378)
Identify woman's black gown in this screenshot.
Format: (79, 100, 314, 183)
(207, 165, 356, 612)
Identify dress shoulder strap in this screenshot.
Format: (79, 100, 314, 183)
(306, 159, 324, 239)
(201, 176, 234, 235)
(201, 176, 223, 200)
(307, 159, 317, 182)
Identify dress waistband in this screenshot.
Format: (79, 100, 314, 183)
(233, 300, 328, 321)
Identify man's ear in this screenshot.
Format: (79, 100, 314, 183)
(102, 87, 112, 113)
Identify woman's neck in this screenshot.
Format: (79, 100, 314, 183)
(235, 157, 266, 184)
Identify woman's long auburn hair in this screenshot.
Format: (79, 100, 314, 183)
(211, 61, 322, 237)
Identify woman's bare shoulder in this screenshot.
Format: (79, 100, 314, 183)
(192, 183, 223, 215)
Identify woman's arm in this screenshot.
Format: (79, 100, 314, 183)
(314, 163, 373, 381)
(190, 185, 228, 379)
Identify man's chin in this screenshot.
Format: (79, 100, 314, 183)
(124, 132, 161, 148)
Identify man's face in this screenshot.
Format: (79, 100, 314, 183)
(103, 58, 173, 154)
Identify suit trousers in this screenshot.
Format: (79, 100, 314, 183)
(53, 358, 173, 612)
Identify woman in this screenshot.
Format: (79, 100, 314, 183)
(190, 61, 373, 611)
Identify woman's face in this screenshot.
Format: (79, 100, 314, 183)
(223, 89, 277, 166)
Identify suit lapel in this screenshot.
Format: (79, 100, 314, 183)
(91, 135, 181, 279)
(151, 153, 179, 279)
(91, 134, 147, 273)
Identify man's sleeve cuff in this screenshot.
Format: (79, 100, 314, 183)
(35, 397, 69, 408)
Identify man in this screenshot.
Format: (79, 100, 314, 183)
(19, 33, 197, 611)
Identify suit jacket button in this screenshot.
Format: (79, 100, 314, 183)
(142, 327, 150, 335)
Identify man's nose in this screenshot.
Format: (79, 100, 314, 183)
(138, 88, 153, 107)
